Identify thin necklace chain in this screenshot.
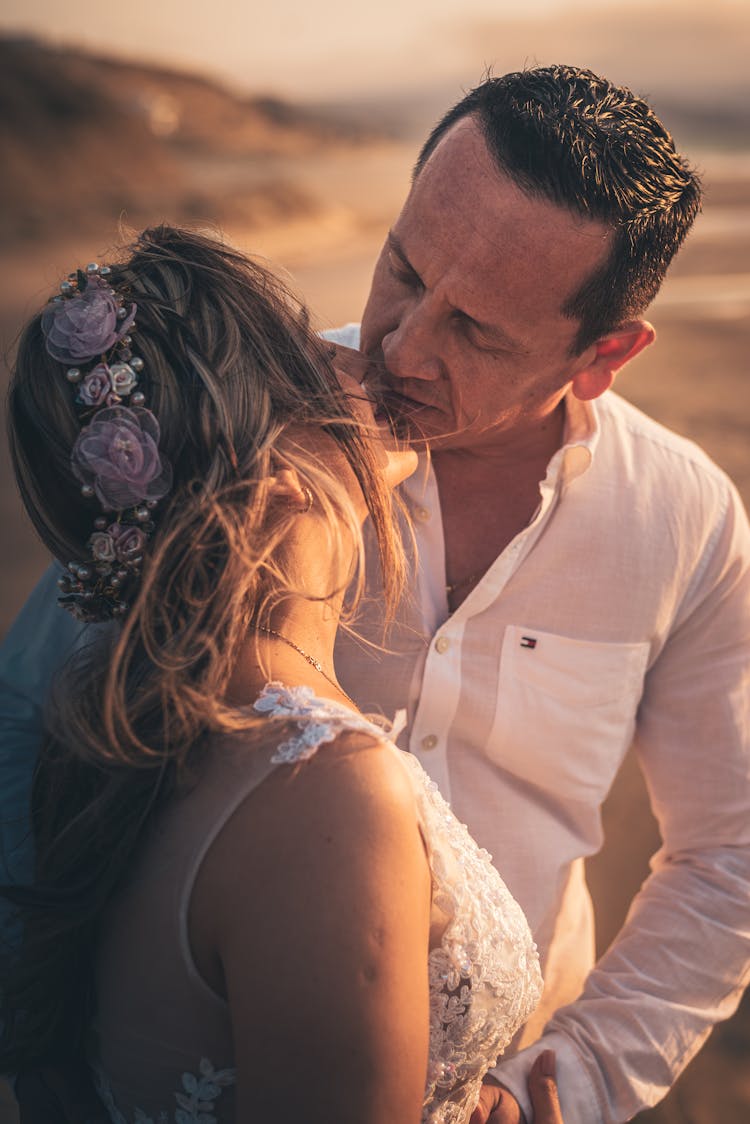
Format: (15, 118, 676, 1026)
(445, 569, 482, 597)
(254, 625, 359, 712)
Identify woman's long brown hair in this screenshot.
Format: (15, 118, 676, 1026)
(0, 226, 407, 1069)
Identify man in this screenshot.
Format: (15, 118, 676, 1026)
(327, 67, 750, 1121)
(1, 66, 748, 1122)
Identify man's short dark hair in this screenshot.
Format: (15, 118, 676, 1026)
(415, 65, 702, 354)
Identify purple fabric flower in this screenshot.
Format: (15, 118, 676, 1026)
(77, 364, 112, 407)
(89, 531, 117, 563)
(108, 522, 147, 563)
(71, 406, 172, 511)
(42, 276, 136, 365)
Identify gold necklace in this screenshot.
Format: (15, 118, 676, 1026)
(445, 570, 482, 597)
(254, 625, 359, 712)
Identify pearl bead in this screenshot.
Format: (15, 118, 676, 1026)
(99, 266, 111, 276)
(130, 356, 144, 372)
(135, 506, 149, 522)
(77, 565, 92, 581)
(60, 280, 73, 294)
(66, 368, 82, 383)
(81, 484, 95, 498)
(117, 306, 128, 319)
(146, 499, 158, 509)
(94, 517, 107, 530)
(131, 391, 146, 407)
(86, 262, 99, 274)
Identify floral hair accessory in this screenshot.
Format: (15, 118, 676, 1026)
(42, 262, 173, 622)
(71, 406, 172, 511)
(42, 272, 136, 364)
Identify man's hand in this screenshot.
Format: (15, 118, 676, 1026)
(470, 1051, 563, 1124)
(469, 1075, 527, 1124)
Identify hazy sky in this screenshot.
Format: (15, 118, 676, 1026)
(1, 0, 747, 100)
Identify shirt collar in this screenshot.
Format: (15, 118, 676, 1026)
(555, 389, 600, 484)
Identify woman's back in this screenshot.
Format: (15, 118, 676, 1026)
(92, 685, 542, 1124)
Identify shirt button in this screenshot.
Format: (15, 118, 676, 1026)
(414, 505, 431, 522)
(421, 734, 438, 750)
(435, 636, 450, 654)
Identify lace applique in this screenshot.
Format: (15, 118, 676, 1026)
(95, 1058, 236, 1124)
(254, 681, 403, 764)
(400, 753, 543, 1121)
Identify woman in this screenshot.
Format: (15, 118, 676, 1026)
(1, 226, 557, 1123)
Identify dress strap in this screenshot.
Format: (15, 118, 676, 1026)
(253, 682, 406, 765)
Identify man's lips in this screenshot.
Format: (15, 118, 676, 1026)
(369, 389, 439, 443)
(359, 355, 440, 426)
(370, 382, 437, 413)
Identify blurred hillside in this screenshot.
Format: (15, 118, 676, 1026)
(0, 36, 376, 245)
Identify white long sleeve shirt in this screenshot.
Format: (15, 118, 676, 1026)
(1, 327, 749, 1121)
(328, 326, 750, 1121)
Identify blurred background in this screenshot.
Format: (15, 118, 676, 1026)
(0, 0, 748, 1120)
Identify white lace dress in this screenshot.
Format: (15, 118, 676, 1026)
(92, 685, 542, 1124)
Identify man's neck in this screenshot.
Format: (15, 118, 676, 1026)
(431, 402, 567, 607)
(432, 398, 566, 494)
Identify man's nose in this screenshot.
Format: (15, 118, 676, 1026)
(382, 301, 442, 382)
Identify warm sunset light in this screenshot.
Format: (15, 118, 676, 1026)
(0, 7, 748, 1122)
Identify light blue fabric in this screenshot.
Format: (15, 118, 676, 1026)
(0, 564, 99, 905)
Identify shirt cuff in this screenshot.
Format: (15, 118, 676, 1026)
(490, 1031, 600, 1124)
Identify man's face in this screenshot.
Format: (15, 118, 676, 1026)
(360, 118, 613, 452)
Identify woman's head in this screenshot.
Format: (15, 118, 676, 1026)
(8, 225, 409, 763)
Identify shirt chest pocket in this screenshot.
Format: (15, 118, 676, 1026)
(487, 626, 650, 803)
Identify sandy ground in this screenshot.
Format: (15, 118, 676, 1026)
(0, 140, 748, 1122)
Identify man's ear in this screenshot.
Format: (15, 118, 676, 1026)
(571, 321, 655, 402)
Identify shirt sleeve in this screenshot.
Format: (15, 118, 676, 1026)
(0, 563, 91, 887)
(319, 323, 362, 349)
(492, 479, 750, 1123)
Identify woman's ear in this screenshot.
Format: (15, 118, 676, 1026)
(266, 468, 312, 513)
(571, 321, 655, 401)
